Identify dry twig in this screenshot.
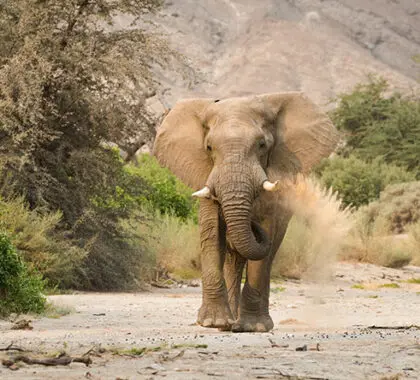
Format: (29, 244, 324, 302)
(368, 325, 420, 330)
(0, 342, 27, 352)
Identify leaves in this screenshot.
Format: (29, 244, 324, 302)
(317, 156, 416, 209)
(0, 0, 183, 291)
(330, 76, 420, 178)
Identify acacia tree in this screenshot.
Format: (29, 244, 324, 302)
(0, 0, 176, 289)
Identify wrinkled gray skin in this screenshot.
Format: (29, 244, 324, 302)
(153, 93, 338, 332)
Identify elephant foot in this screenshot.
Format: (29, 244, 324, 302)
(231, 313, 274, 333)
(197, 299, 234, 329)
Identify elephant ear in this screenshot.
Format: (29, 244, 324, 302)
(153, 99, 214, 190)
(260, 92, 340, 175)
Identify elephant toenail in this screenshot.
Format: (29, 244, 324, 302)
(215, 318, 227, 327)
(202, 318, 213, 327)
(256, 323, 267, 332)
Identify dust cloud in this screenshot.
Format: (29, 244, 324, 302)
(281, 174, 353, 283)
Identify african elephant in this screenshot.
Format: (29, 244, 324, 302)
(153, 93, 339, 332)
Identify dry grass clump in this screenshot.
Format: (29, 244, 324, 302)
(341, 183, 420, 268)
(272, 175, 353, 281)
(138, 212, 201, 281)
(340, 209, 413, 268)
(363, 181, 420, 234)
(0, 197, 86, 287)
(407, 221, 420, 266)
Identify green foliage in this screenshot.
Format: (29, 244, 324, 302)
(0, 0, 168, 222)
(330, 76, 420, 178)
(129, 154, 198, 221)
(0, 197, 86, 288)
(0, 1, 183, 290)
(316, 156, 415, 208)
(0, 232, 46, 317)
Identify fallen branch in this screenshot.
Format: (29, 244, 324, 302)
(367, 325, 420, 330)
(2, 354, 92, 368)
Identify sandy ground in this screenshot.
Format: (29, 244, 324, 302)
(1, 262, 419, 380)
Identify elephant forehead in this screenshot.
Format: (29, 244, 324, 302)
(205, 98, 262, 120)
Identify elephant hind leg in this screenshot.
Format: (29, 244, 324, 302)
(223, 248, 246, 320)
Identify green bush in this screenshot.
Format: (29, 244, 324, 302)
(330, 76, 420, 178)
(0, 0, 179, 291)
(316, 156, 416, 208)
(127, 154, 198, 222)
(0, 232, 46, 317)
(0, 197, 86, 288)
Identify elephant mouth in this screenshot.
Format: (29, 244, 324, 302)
(251, 221, 267, 244)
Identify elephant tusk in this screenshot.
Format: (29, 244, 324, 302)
(263, 180, 280, 192)
(192, 186, 211, 198)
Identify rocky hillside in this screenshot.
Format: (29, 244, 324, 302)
(145, 0, 419, 108)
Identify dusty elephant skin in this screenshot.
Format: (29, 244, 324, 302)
(153, 93, 339, 332)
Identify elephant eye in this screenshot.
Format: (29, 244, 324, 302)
(206, 145, 212, 152)
(258, 139, 266, 149)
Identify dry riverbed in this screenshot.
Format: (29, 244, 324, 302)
(1, 262, 419, 380)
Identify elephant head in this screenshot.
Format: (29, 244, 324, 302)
(153, 93, 339, 261)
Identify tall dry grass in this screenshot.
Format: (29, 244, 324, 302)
(406, 221, 420, 266)
(131, 211, 201, 281)
(272, 175, 353, 281)
(340, 210, 413, 268)
(338, 181, 420, 268)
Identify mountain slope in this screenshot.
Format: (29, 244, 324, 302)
(153, 0, 419, 107)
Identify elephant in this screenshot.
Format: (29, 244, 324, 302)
(153, 92, 339, 332)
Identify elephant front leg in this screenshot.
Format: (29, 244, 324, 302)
(197, 199, 233, 329)
(232, 257, 274, 332)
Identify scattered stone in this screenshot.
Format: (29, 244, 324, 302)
(11, 320, 33, 330)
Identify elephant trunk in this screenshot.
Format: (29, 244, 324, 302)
(216, 163, 271, 261)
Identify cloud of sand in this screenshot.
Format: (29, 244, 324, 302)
(279, 174, 354, 282)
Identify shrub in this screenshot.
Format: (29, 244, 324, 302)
(330, 76, 420, 178)
(0, 0, 183, 291)
(0, 232, 46, 317)
(340, 182, 420, 268)
(359, 181, 420, 234)
(316, 156, 415, 208)
(341, 208, 413, 268)
(128, 154, 198, 221)
(0, 197, 85, 288)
